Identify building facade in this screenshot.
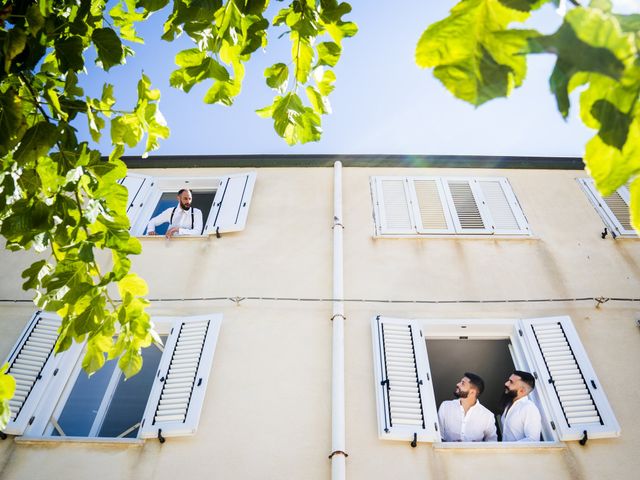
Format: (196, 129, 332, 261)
(0, 155, 638, 479)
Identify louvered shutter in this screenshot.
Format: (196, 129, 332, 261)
(579, 178, 635, 237)
(140, 315, 221, 439)
(118, 173, 154, 229)
(520, 316, 620, 441)
(372, 177, 416, 235)
(2, 313, 66, 435)
(477, 178, 530, 235)
(371, 316, 438, 442)
(442, 178, 492, 234)
(408, 177, 455, 234)
(204, 172, 256, 235)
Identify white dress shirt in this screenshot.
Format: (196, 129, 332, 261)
(438, 399, 498, 442)
(501, 395, 542, 442)
(146, 204, 203, 235)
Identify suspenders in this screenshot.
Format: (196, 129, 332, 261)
(170, 206, 195, 229)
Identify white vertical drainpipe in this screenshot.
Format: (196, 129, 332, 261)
(331, 161, 346, 480)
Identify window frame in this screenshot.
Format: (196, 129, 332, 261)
(371, 315, 619, 447)
(370, 176, 531, 237)
(5, 313, 222, 442)
(578, 178, 636, 238)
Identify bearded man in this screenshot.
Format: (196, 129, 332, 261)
(500, 370, 542, 442)
(147, 188, 204, 238)
(437, 372, 497, 442)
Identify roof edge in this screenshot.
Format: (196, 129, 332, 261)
(122, 154, 585, 170)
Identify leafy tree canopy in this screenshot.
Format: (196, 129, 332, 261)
(0, 0, 638, 430)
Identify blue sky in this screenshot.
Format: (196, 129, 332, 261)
(80, 1, 640, 157)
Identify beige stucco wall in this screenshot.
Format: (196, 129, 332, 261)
(0, 166, 639, 479)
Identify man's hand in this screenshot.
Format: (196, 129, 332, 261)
(166, 226, 180, 238)
(147, 231, 157, 236)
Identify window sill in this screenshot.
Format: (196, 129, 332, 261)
(432, 441, 565, 450)
(373, 234, 539, 240)
(14, 436, 144, 447)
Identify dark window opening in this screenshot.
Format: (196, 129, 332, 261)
(145, 190, 216, 235)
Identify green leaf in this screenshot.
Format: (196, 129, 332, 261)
(0, 88, 27, 156)
(118, 273, 148, 298)
(54, 36, 85, 72)
(4, 27, 27, 72)
(92, 28, 124, 71)
(306, 86, 331, 114)
(590, 99, 632, 150)
(314, 67, 336, 96)
(265, 63, 289, 92)
(264, 93, 323, 145)
(118, 348, 143, 379)
(13, 121, 59, 165)
(82, 343, 106, 375)
(527, 7, 631, 117)
(25, 4, 46, 35)
(21, 260, 52, 290)
(416, 0, 536, 106)
(316, 42, 341, 67)
(292, 33, 314, 83)
(0, 364, 16, 400)
(111, 114, 144, 147)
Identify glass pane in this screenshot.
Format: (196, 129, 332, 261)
(98, 338, 166, 438)
(144, 191, 216, 235)
(53, 361, 117, 437)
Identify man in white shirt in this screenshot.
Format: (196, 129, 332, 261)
(147, 189, 203, 238)
(500, 370, 542, 442)
(437, 372, 497, 442)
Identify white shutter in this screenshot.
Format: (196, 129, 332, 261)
(371, 316, 438, 442)
(118, 173, 154, 227)
(442, 178, 492, 234)
(2, 313, 65, 435)
(477, 178, 530, 235)
(520, 316, 620, 441)
(140, 315, 221, 439)
(372, 177, 416, 235)
(408, 177, 455, 234)
(205, 172, 256, 234)
(579, 178, 636, 237)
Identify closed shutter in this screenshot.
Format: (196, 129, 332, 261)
(442, 179, 492, 234)
(372, 177, 415, 235)
(579, 178, 636, 237)
(140, 315, 221, 439)
(2, 313, 65, 435)
(371, 316, 438, 442)
(118, 174, 154, 228)
(520, 316, 620, 441)
(408, 178, 455, 234)
(477, 178, 530, 235)
(204, 172, 256, 235)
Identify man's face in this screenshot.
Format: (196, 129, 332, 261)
(178, 191, 192, 211)
(504, 374, 521, 398)
(454, 376, 473, 399)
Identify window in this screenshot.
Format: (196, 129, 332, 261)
(2, 312, 221, 440)
(578, 178, 636, 237)
(371, 316, 619, 445)
(119, 172, 257, 236)
(370, 176, 530, 236)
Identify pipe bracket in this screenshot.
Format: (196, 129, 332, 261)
(328, 450, 349, 459)
(331, 314, 346, 321)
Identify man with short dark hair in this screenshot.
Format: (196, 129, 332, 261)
(437, 372, 497, 442)
(147, 189, 203, 238)
(500, 370, 542, 442)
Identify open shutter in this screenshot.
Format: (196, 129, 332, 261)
(442, 178, 492, 234)
(408, 177, 455, 234)
(371, 316, 438, 442)
(520, 316, 620, 441)
(140, 315, 221, 439)
(118, 173, 154, 228)
(205, 172, 256, 234)
(2, 313, 65, 435)
(477, 178, 530, 235)
(372, 177, 416, 235)
(579, 178, 635, 237)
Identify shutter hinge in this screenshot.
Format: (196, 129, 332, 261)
(28, 416, 35, 425)
(601, 228, 608, 239)
(591, 380, 597, 389)
(197, 378, 202, 387)
(426, 373, 430, 381)
(410, 432, 418, 448)
(157, 428, 165, 444)
(459, 336, 468, 340)
(434, 422, 438, 432)
(381, 379, 389, 387)
(579, 430, 588, 446)
(550, 421, 556, 430)
(418, 379, 423, 385)
(518, 329, 523, 336)
(533, 371, 538, 380)
(53, 368, 59, 376)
